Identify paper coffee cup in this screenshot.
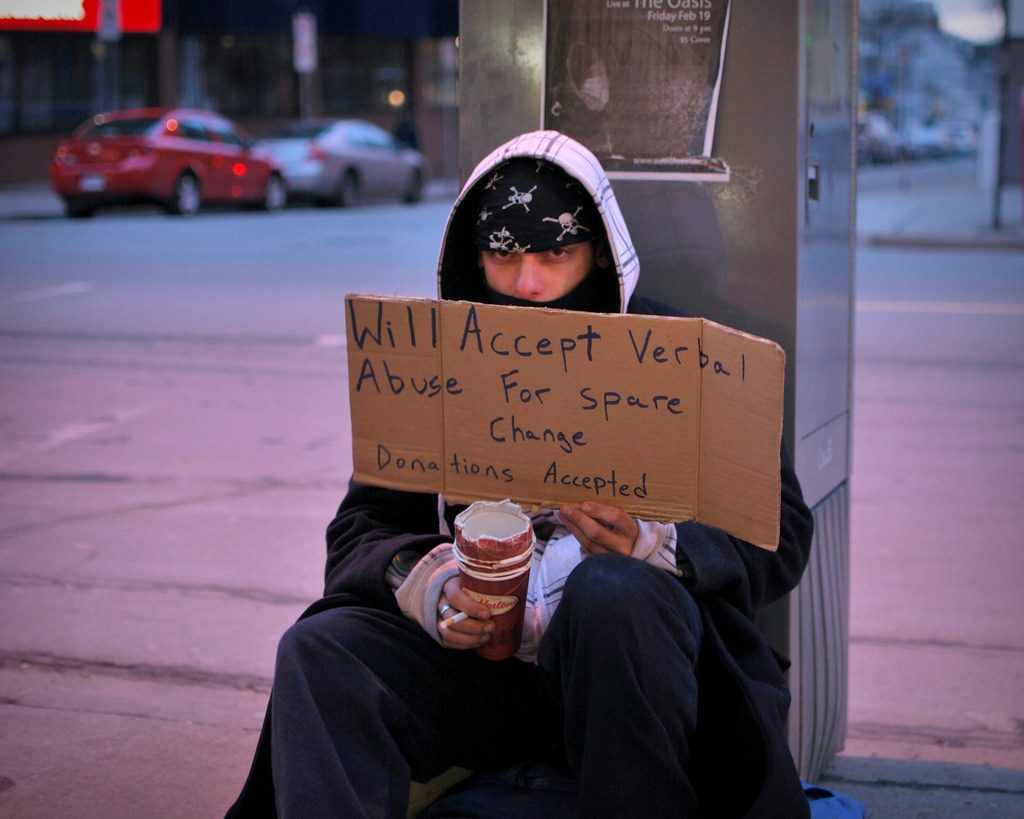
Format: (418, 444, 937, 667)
(453, 500, 534, 661)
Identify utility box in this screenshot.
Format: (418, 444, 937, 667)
(458, 0, 855, 779)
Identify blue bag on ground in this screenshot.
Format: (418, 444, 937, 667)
(803, 780, 868, 818)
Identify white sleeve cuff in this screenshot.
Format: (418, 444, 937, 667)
(631, 519, 667, 561)
(394, 542, 459, 644)
(632, 519, 683, 577)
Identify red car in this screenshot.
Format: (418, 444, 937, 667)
(49, 107, 287, 217)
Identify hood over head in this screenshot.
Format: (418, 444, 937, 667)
(437, 130, 639, 313)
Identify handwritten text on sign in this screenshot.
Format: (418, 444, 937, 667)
(345, 295, 785, 550)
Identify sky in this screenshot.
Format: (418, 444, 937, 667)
(933, 0, 1006, 43)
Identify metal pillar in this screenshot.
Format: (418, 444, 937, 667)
(458, 0, 856, 780)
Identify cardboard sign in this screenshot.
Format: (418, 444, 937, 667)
(346, 294, 785, 550)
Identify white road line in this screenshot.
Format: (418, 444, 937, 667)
(0, 408, 148, 467)
(857, 300, 1024, 316)
(37, 409, 149, 452)
(7, 282, 93, 303)
(315, 334, 345, 347)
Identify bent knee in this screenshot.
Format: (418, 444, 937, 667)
(562, 555, 700, 633)
(564, 553, 656, 604)
(276, 616, 322, 667)
(275, 608, 361, 667)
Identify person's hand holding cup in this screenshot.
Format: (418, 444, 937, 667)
(446, 500, 535, 660)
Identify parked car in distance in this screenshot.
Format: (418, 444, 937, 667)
(899, 122, 952, 161)
(49, 107, 287, 217)
(254, 119, 424, 207)
(856, 112, 901, 165)
(945, 121, 978, 157)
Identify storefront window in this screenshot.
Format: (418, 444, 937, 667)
(1, 33, 155, 135)
(422, 37, 458, 109)
(17, 36, 94, 130)
(120, 37, 157, 110)
(319, 38, 406, 116)
(198, 35, 294, 119)
(51, 38, 93, 125)
(0, 36, 13, 133)
(19, 37, 57, 131)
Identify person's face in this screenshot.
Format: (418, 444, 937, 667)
(479, 241, 600, 303)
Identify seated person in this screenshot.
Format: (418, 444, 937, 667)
(227, 130, 814, 818)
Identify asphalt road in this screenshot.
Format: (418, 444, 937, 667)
(1, 200, 446, 335)
(0, 172, 1022, 815)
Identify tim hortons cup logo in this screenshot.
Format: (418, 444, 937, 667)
(464, 589, 519, 616)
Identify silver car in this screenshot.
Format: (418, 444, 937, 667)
(255, 119, 425, 206)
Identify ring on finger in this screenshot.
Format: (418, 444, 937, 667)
(438, 603, 453, 619)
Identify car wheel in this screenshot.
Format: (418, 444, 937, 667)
(166, 172, 201, 216)
(334, 169, 359, 207)
(65, 198, 94, 219)
(260, 173, 287, 212)
(403, 169, 424, 204)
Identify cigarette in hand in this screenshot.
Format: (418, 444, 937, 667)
(439, 611, 469, 630)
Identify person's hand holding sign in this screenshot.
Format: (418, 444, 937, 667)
(560, 502, 639, 556)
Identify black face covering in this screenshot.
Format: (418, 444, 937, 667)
(483, 267, 616, 313)
(473, 158, 601, 254)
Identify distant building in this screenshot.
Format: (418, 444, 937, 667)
(0, 0, 459, 184)
(859, 0, 997, 139)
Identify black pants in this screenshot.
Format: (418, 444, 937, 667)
(270, 553, 703, 818)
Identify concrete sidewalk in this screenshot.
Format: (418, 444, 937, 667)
(816, 758, 1024, 817)
(856, 158, 1024, 250)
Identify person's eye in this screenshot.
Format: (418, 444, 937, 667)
(548, 247, 569, 258)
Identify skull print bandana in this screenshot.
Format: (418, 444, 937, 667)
(473, 158, 601, 253)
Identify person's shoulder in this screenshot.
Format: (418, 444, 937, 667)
(343, 479, 439, 509)
(626, 295, 686, 318)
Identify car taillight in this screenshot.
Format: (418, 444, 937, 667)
(54, 146, 76, 165)
(128, 146, 152, 159)
(308, 143, 327, 161)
